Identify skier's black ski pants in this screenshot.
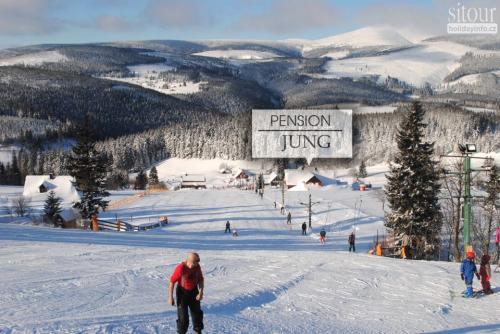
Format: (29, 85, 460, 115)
(176, 286, 203, 334)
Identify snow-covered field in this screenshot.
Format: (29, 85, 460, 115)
(101, 63, 204, 95)
(1, 185, 499, 333)
(192, 49, 281, 60)
(0, 145, 18, 164)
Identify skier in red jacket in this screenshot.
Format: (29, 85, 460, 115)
(479, 254, 493, 295)
(168, 252, 204, 334)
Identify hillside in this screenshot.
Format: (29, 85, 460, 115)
(0, 27, 498, 174)
(0, 188, 498, 333)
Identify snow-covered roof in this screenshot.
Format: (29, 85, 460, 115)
(23, 175, 80, 204)
(233, 169, 253, 178)
(284, 169, 319, 186)
(181, 174, 206, 183)
(57, 207, 80, 222)
(263, 172, 278, 184)
(288, 181, 309, 192)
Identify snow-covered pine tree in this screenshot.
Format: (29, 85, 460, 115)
(10, 152, 22, 185)
(134, 169, 148, 190)
(67, 118, 110, 218)
(384, 101, 442, 260)
(358, 160, 368, 178)
(148, 166, 159, 186)
(44, 190, 62, 225)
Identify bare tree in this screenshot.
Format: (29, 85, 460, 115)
(441, 159, 464, 262)
(13, 196, 31, 217)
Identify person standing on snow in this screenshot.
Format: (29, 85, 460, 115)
(301, 222, 307, 235)
(460, 250, 480, 298)
(348, 232, 356, 252)
(287, 211, 292, 225)
(224, 221, 230, 233)
(319, 229, 327, 245)
(168, 252, 204, 334)
(496, 226, 500, 265)
(479, 254, 493, 295)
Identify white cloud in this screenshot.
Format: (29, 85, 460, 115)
(145, 0, 209, 29)
(356, 0, 500, 42)
(233, 0, 342, 34)
(0, 0, 63, 36)
(95, 15, 135, 32)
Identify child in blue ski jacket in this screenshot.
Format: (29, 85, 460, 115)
(460, 250, 480, 298)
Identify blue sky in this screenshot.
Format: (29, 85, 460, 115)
(0, 0, 496, 48)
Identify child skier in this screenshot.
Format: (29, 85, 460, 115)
(319, 229, 327, 245)
(460, 250, 480, 298)
(479, 254, 493, 295)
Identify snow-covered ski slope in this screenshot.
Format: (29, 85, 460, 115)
(1, 188, 499, 333)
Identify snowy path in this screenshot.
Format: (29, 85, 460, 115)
(0, 189, 499, 333)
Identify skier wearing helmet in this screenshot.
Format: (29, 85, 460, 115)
(460, 249, 480, 298)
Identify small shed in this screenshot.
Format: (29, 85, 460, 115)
(54, 207, 81, 229)
(181, 174, 206, 189)
(233, 169, 251, 180)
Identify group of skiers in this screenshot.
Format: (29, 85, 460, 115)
(167, 228, 497, 333)
(460, 248, 493, 297)
(291, 212, 357, 251)
(458, 228, 499, 298)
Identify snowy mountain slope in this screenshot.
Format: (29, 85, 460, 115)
(311, 26, 413, 50)
(0, 188, 498, 333)
(320, 41, 495, 87)
(193, 49, 282, 60)
(0, 50, 67, 66)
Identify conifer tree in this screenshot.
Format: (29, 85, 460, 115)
(10, 152, 22, 185)
(385, 101, 442, 259)
(134, 169, 148, 190)
(148, 166, 159, 186)
(0, 162, 6, 184)
(44, 191, 62, 225)
(67, 117, 110, 218)
(358, 160, 368, 178)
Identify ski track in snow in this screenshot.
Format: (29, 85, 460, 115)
(0, 189, 499, 333)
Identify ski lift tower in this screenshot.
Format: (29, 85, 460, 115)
(300, 193, 321, 228)
(441, 143, 494, 259)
